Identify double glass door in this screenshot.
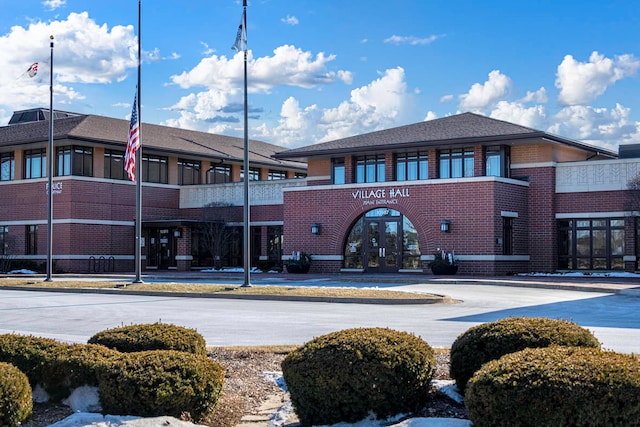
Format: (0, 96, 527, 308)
(364, 218, 400, 273)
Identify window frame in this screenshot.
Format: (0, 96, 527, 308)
(332, 158, 345, 184)
(24, 148, 47, 179)
(177, 159, 201, 185)
(267, 169, 287, 180)
(207, 164, 232, 184)
(396, 152, 428, 181)
(142, 154, 169, 184)
(0, 152, 15, 181)
(438, 148, 474, 179)
(355, 155, 385, 183)
(104, 149, 126, 180)
(485, 145, 511, 178)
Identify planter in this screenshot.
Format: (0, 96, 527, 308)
(285, 263, 311, 274)
(430, 264, 458, 275)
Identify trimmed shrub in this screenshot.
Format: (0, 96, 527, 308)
(449, 317, 600, 392)
(96, 350, 224, 421)
(0, 362, 32, 426)
(0, 334, 63, 386)
(40, 343, 120, 401)
(466, 346, 640, 426)
(88, 323, 207, 356)
(281, 327, 436, 427)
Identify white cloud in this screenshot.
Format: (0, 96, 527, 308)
(425, 111, 438, 121)
(440, 94, 454, 103)
(556, 51, 640, 106)
(43, 0, 65, 10)
(458, 70, 511, 111)
(489, 101, 547, 129)
(252, 67, 413, 147)
(281, 15, 299, 25)
(384, 35, 442, 45)
(0, 12, 138, 111)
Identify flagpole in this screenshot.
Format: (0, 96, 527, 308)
(45, 35, 54, 282)
(133, 0, 143, 283)
(241, 0, 251, 287)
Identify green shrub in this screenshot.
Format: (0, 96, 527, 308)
(96, 350, 224, 421)
(0, 362, 32, 426)
(449, 317, 600, 392)
(281, 327, 435, 427)
(88, 323, 207, 356)
(40, 343, 120, 401)
(0, 334, 63, 386)
(466, 346, 640, 426)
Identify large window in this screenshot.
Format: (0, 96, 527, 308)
(558, 218, 625, 270)
(0, 226, 8, 255)
(355, 155, 385, 183)
(178, 159, 201, 185)
(267, 169, 286, 180)
(104, 149, 126, 180)
(24, 148, 47, 179)
(241, 167, 260, 181)
(439, 148, 474, 178)
(332, 158, 345, 184)
(142, 154, 168, 183)
(396, 152, 428, 181)
(485, 145, 510, 177)
(207, 164, 232, 184)
(26, 225, 37, 255)
(57, 146, 93, 177)
(0, 152, 14, 181)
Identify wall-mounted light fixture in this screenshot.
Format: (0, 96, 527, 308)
(440, 219, 451, 233)
(174, 229, 182, 238)
(311, 223, 321, 235)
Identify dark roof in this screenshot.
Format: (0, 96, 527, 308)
(274, 112, 616, 159)
(0, 113, 305, 170)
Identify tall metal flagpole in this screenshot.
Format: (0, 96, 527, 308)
(133, 0, 143, 283)
(241, 0, 251, 287)
(45, 35, 54, 282)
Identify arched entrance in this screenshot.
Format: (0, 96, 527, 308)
(343, 208, 421, 273)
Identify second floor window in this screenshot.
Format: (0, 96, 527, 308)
(241, 167, 260, 181)
(332, 158, 345, 184)
(104, 149, 126, 180)
(142, 154, 168, 184)
(24, 148, 47, 179)
(485, 145, 511, 177)
(355, 155, 385, 183)
(57, 146, 93, 177)
(0, 152, 14, 181)
(439, 148, 474, 179)
(396, 152, 428, 181)
(207, 164, 232, 184)
(178, 159, 201, 185)
(268, 169, 287, 180)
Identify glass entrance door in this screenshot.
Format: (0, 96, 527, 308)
(364, 218, 400, 273)
(146, 228, 177, 269)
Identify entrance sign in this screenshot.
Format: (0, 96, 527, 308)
(45, 182, 63, 195)
(352, 187, 410, 206)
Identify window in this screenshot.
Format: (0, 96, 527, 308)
(294, 172, 307, 179)
(207, 164, 232, 184)
(26, 225, 37, 255)
(57, 146, 93, 177)
(267, 169, 287, 180)
(558, 218, 625, 270)
(241, 167, 260, 181)
(332, 158, 345, 184)
(485, 145, 510, 177)
(438, 148, 474, 178)
(0, 152, 14, 181)
(0, 226, 8, 255)
(104, 149, 126, 180)
(503, 217, 513, 255)
(178, 159, 201, 185)
(142, 154, 168, 183)
(396, 152, 428, 181)
(24, 148, 47, 179)
(267, 225, 283, 265)
(355, 155, 385, 183)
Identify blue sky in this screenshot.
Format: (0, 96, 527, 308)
(1, 0, 640, 151)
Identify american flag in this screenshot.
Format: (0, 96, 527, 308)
(27, 62, 38, 78)
(124, 92, 140, 182)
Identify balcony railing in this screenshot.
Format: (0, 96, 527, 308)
(179, 178, 307, 208)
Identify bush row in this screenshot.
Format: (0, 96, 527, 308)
(0, 323, 223, 423)
(282, 318, 640, 427)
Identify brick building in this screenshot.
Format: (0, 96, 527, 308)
(1, 109, 639, 275)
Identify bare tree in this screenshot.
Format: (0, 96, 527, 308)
(0, 234, 16, 273)
(626, 173, 640, 215)
(198, 202, 240, 270)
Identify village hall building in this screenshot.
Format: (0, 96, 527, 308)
(1, 108, 640, 275)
